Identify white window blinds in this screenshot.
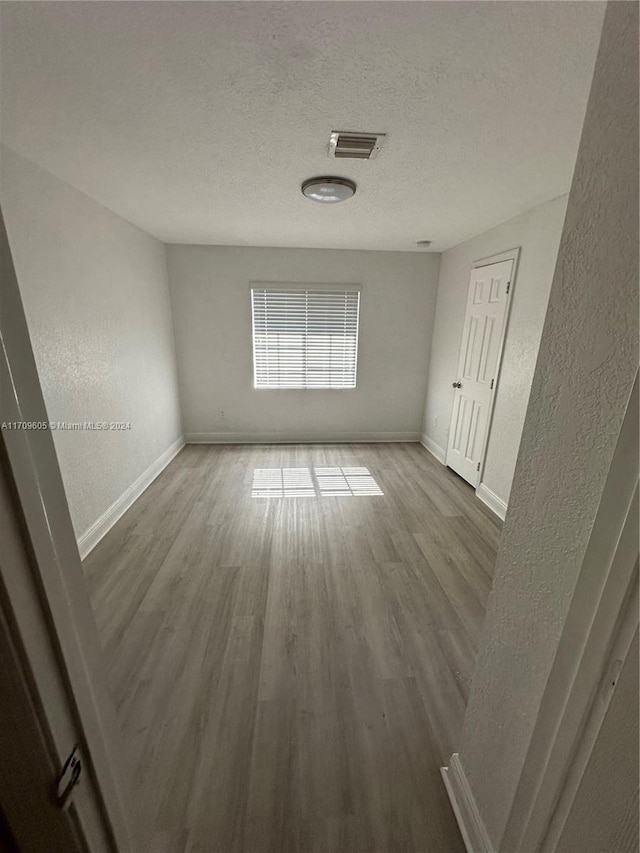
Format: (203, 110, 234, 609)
(251, 286, 360, 389)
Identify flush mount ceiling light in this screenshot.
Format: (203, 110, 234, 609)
(301, 176, 356, 204)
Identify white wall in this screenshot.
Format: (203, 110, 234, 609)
(448, 2, 638, 849)
(167, 245, 440, 441)
(1, 147, 183, 540)
(422, 195, 568, 506)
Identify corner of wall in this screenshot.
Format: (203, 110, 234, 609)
(420, 433, 446, 465)
(475, 482, 508, 521)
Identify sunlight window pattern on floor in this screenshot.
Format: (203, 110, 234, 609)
(251, 467, 316, 498)
(314, 467, 384, 496)
(251, 466, 383, 498)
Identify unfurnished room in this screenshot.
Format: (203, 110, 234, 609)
(0, 2, 637, 852)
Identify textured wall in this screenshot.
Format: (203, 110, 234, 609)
(167, 245, 440, 439)
(455, 2, 638, 848)
(422, 195, 567, 505)
(1, 147, 183, 538)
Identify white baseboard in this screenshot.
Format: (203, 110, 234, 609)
(185, 431, 420, 444)
(420, 433, 447, 464)
(441, 753, 495, 853)
(476, 482, 508, 521)
(77, 435, 185, 559)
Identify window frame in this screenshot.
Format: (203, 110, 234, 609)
(250, 283, 362, 391)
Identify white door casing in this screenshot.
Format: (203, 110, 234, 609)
(445, 255, 515, 487)
(0, 207, 132, 850)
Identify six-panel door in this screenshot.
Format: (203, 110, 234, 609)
(445, 258, 513, 486)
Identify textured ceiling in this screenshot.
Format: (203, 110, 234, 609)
(0, 1, 605, 251)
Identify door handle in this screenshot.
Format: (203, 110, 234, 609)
(452, 382, 462, 388)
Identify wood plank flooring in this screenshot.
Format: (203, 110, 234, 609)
(84, 443, 501, 853)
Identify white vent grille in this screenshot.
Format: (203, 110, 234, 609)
(328, 131, 386, 160)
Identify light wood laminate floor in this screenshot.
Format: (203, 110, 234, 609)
(85, 444, 501, 853)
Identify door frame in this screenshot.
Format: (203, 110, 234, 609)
(500, 373, 639, 852)
(0, 207, 132, 850)
(446, 247, 520, 501)
(0, 446, 106, 852)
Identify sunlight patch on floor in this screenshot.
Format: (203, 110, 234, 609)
(251, 467, 315, 498)
(251, 466, 384, 498)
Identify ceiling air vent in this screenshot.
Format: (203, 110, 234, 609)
(328, 131, 386, 160)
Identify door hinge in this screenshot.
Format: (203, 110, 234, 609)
(506, 281, 511, 294)
(490, 379, 494, 390)
(56, 744, 82, 811)
(477, 462, 481, 472)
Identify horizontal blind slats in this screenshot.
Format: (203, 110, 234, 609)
(251, 287, 360, 389)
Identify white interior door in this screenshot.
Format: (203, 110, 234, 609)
(445, 258, 513, 486)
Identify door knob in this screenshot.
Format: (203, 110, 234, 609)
(452, 382, 462, 388)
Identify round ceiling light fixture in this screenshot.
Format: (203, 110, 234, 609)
(301, 176, 356, 204)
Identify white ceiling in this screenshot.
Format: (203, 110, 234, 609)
(0, 2, 605, 252)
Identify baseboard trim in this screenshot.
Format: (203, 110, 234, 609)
(185, 431, 421, 444)
(441, 754, 495, 853)
(476, 482, 508, 521)
(77, 435, 185, 559)
(420, 433, 447, 465)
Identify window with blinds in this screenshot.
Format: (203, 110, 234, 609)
(251, 286, 360, 389)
